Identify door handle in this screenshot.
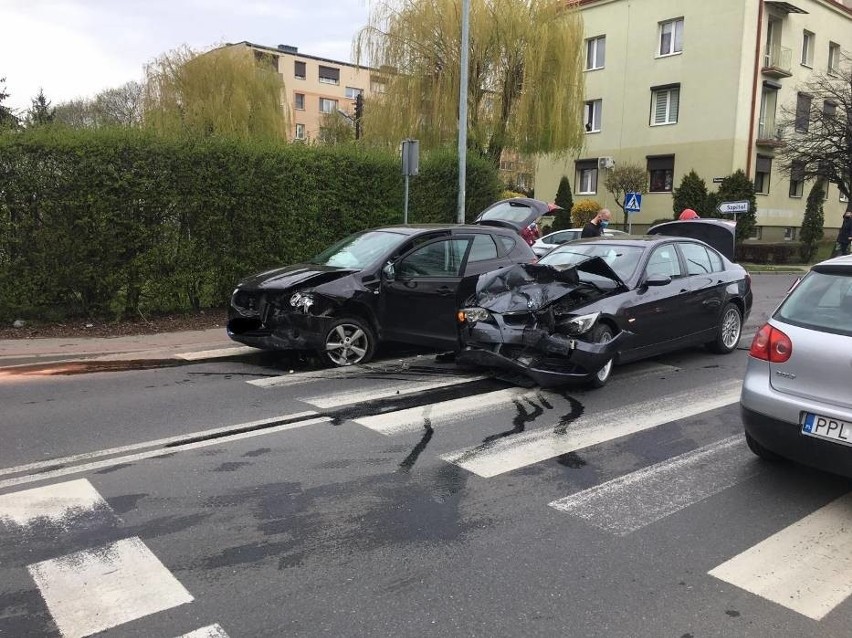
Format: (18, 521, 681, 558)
(436, 286, 454, 296)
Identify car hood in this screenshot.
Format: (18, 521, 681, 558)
(473, 198, 560, 231)
(470, 257, 625, 314)
(237, 263, 358, 291)
(648, 219, 737, 261)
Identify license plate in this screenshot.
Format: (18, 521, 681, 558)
(801, 413, 852, 448)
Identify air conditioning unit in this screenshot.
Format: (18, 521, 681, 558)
(598, 156, 615, 169)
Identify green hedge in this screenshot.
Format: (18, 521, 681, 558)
(736, 242, 800, 265)
(0, 129, 500, 321)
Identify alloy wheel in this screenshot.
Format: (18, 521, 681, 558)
(721, 307, 742, 350)
(325, 323, 369, 366)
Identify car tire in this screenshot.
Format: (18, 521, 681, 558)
(587, 323, 615, 389)
(707, 302, 742, 354)
(321, 317, 376, 367)
(745, 432, 784, 462)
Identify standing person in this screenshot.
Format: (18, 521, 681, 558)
(679, 208, 700, 220)
(581, 208, 612, 238)
(837, 211, 852, 256)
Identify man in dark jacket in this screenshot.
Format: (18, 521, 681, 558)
(581, 208, 612, 238)
(837, 211, 852, 256)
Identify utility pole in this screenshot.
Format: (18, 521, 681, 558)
(456, 0, 470, 225)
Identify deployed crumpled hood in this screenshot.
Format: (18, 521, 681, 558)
(238, 263, 356, 291)
(471, 257, 624, 314)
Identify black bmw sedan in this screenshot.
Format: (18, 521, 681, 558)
(456, 220, 753, 388)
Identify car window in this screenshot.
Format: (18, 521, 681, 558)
(397, 238, 469, 278)
(707, 248, 724, 272)
(468, 234, 498, 262)
(775, 271, 852, 337)
(645, 245, 683, 278)
(540, 244, 644, 281)
(679, 242, 713, 275)
(498, 235, 517, 254)
(479, 202, 534, 223)
(310, 231, 407, 269)
(545, 231, 576, 245)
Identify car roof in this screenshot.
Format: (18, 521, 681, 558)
(562, 235, 678, 246)
(813, 254, 852, 270)
(376, 224, 518, 236)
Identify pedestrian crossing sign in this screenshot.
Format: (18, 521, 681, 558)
(625, 192, 642, 213)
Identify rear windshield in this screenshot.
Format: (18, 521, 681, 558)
(775, 270, 852, 337)
(540, 244, 644, 281)
(479, 202, 536, 223)
(310, 231, 405, 269)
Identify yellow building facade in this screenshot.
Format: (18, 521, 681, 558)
(536, 0, 852, 239)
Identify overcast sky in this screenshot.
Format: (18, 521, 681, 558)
(1, 0, 372, 112)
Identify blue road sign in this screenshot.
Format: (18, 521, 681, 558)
(625, 192, 642, 213)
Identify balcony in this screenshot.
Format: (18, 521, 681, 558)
(762, 46, 792, 78)
(756, 122, 786, 148)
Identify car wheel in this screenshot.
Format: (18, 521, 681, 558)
(588, 324, 615, 389)
(745, 432, 784, 462)
(707, 302, 742, 354)
(322, 317, 376, 367)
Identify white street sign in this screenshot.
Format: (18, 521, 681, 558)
(717, 200, 750, 214)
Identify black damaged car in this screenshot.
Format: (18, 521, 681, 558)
(456, 220, 753, 388)
(227, 200, 549, 365)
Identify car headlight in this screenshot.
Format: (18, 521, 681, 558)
(289, 291, 315, 313)
(565, 311, 600, 335)
(457, 307, 491, 324)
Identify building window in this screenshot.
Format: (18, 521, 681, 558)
(370, 79, 386, 94)
(828, 42, 841, 74)
(789, 161, 805, 198)
(824, 100, 837, 118)
(658, 18, 684, 56)
(647, 155, 674, 192)
(294, 93, 305, 110)
(840, 191, 849, 203)
(319, 98, 338, 114)
(586, 36, 606, 70)
(801, 31, 814, 67)
(294, 61, 306, 80)
(749, 227, 762, 241)
(318, 65, 340, 85)
(575, 160, 598, 195)
(755, 156, 772, 195)
(295, 123, 305, 140)
(584, 99, 602, 132)
(345, 86, 363, 100)
(795, 93, 812, 133)
(784, 227, 797, 241)
(651, 85, 679, 125)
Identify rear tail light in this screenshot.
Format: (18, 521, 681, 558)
(748, 323, 792, 363)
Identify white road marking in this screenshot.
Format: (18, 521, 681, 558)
(549, 436, 762, 535)
(0, 479, 109, 527)
(356, 387, 543, 435)
(302, 376, 487, 409)
(247, 355, 436, 388)
(0, 417, 330, 491)
(29, 537, 194, 638)
(709, 492, 852, 621)
(441, 380, 742, 477)
(176, 624, 230, 638)
(174, 346, 257, 361)
(0, 411, 318, 480)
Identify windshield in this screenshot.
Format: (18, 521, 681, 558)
(480, 202, 536, 223)
(540, 244, 644, 281)
(775, 270, 852, 337)
(310, 231, 406, 269)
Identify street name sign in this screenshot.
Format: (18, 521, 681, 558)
(717, 200, 750, 214)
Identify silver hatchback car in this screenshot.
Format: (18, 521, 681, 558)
(740, 255, 852, 478)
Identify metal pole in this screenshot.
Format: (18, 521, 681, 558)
(456, 0, 470, 225)
(404, 174, 410, 224)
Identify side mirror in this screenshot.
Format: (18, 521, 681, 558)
(645, 274, 672, 287)
(382, 261, 396, 281)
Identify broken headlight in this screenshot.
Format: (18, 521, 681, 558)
(458, 307, 491, 324)
(564, 311, 600, 335)
(289, 291, 315, 313)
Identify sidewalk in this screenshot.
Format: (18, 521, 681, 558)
(0, 327, 243, 369)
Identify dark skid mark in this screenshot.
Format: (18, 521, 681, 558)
(243, 447, 272, 458)
(725, 610, 741, 618)
(553, 392, 585, 435)
(154, 452, 178, 459)
(398, 419, 434, 473)
(188, 371, 268, 378)
(556, 452, 587, 468)
(0, 587, 55, 637)
(108, 493, 148, 515)
(214, 461, 252, 472)
(95, 462, 134, 475)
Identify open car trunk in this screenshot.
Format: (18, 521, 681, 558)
(648, 219, 737, 261)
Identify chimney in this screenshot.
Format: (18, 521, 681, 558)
(277, 45, 298, 54)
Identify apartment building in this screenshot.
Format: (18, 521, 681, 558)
(225, 41, 382, 143)
(536, 0, 852, 239)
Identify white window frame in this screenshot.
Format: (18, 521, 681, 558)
(294, 123, 306, 140)
(586, 36, 606, 70)
(840, 191, 849, 203)
(319, 97, 338, 114)
(828, 42, 841, 75)
(345, 86, 363, 100)
(651, 86, 679, 126)
(801, 30, 814, 67)
(318, 65, 340, 86)
(658, 18, 684, 57)
(577, 168, 598, 195)
(584, 99, 602, 133)
(294, 93, 305, 111)
(784, 227, 797, 241)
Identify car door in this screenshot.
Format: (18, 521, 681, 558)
(622, 243, 692, 354)
(677, 241, 726, 336)
(380, 236, 472, 348)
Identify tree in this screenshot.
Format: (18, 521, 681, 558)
(571, 199, 602, 227)
(143, 45, 287, 140)
(550, 175, 574, 231)
(316, 112, 356, 146)
(603, 163, 647, 230)
(0, 77, 20, 130)
(672, 170, 708, 218)
(799, 180, 825, 262)
(54, 83, 143, 129)
(25, 88, 55, 127)
(714, 169, 757, 242)
(777, 50, 851, 213)
(354, 0, 585, 166)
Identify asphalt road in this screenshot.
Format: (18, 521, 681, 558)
(2, 274, 850, 638)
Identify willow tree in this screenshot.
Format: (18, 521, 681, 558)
(143, 45, 287, 139)
(354, 0, 585, 166)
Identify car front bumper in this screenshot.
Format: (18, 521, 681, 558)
(227, 311, 334, 352)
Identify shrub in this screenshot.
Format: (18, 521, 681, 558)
(714, 170, 757, 243)
(551, 175, 574, 231)
(736, 242, 800, 264)
(672, 170, 709, 218)
(571, 199, 602, 227)
(799, 181, 825, 262)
